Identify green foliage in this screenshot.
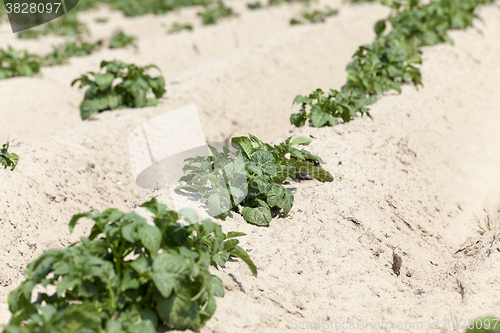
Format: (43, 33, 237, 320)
(71, 60, 166, 120)
(169, 23, 194, 34)
(269, 0, 310, 5)
(291, 0, 494, 127)
(302, 8, 338, 23)
(247, 2, 262, 9)
(17, 13, 88, 39)
(4, 198, 256, 332)
(290, 88, 376, 127)
(198, 0, 236, 25)
(101, 0, 212, 17)
(290, 7, 338, 25)
(0, 142, 19, 171)
(0, 46, 42, 79)
(95, 17, 109, 23)
(343, 38, 422, 98)
(466, 317, 500, 333)
(110, 30, 138, 49)
(45, 39, 103, 66)
(176, 135, 333, 226)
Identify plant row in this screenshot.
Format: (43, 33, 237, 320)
(290, 0, 495, 128)
(76, 0, 306, 18)
(0, 29, 137, 80)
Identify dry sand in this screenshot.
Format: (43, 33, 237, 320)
(1, 0, 500, 332)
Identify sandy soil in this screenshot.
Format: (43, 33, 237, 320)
(1, 0, 500, 332)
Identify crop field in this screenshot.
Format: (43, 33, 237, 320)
(1, 0, 500, 332)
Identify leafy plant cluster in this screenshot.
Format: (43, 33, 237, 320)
(0, 46, 42, 80)
(290, 7, 338, 25)
(110, 30, 138, 49)
(43, 30, 137, 65)
(291, 88, 376, 127)
(17, 13, 89, 39)
(176, 135, 333, 226)
(269, 0, 310, 5)
(0, 142, 19, 171)
(290, 0, 495, 128)
(71, 60, 166, 120)
(198, 0, 236, 25)
(1, 25, 138, 78)
(169, 23, 194, 34)
(247, 2, 262, 9)
(45, 38, 103, 66)
(246, 0, 310, 10)
(0, 33, 136, 79)
(4, 198, 256, 333)
(77, 0, 234, 23)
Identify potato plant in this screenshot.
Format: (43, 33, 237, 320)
(169, 23, 194, 34)
(290, 88, 376, 127)
(290, 7, 338, 25)
(247, 2, 262, 9)
(290, 0, 495, 127)
(45, 39, 103, 66)
(0, 142, 19, 171)
(269, 0, 310, 5)
(71, 60, 166, 120)
(4, 198, 256, 332)
(88, 0, 212, 17)
(110, 30, 138, 49)
(0, 47, 42, 79)
(176, 135, 333, 226)
(198, 0, 236, 25)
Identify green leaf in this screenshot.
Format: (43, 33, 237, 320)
(210, 275, 224, 297)
(294, 161, 333, 182)
(93, 73, 114, 90)
(212, 252, 230, 267)
(156, 288, 192, 328)
(281, 190, 294, 217)
(106, 320, 124, 333)
(207, 189, 231, 217)
(310, 112, 331, 127)
(68, 212, 91, 233)
(242, 205, 271, 226)
(229, 246, 258, 277)
(374, 19, 386, 36)
(251, 151, 276, 175)
(151, 271, 181, 298)
(231, 136, 256, 158)
(178, 208, 199, 224)
(267, 185, 286, 207)
(130, 256, 150, 275)
(138, 224, 162, 254)
(225, 231, 246, 239)
(290, 136, 312, 146)
(153, 253, 190, 275)
(129, 320, 156, 333)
